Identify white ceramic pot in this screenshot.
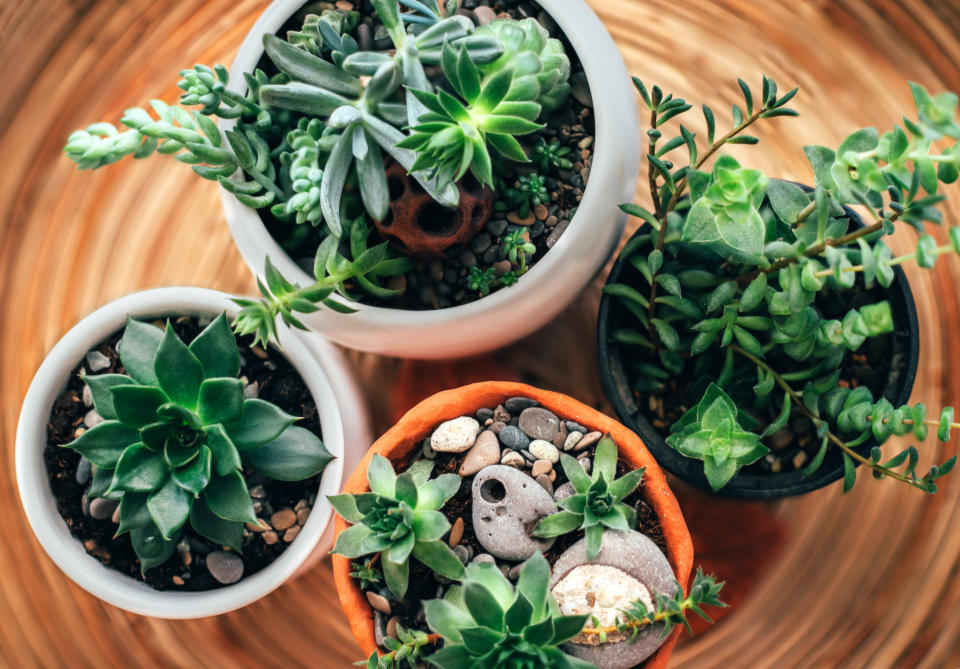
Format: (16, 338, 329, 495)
(16, 287, 371, 618)
(221, 0, 639, 359)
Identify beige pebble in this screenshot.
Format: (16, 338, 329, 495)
(262, 531, 279, 545)
(793, 451, 808, 469)
(534, 204, 549, 220)
(172, 575, 185, 586)
(366, 591, 391, 615)
(531, 460, 553, 477)
(271, 508, 297, 532)
(448, 517, 464, 548)
(283, 525, 301, 543)
(501, 451, 525, 468)
(575, 431, 603, 451)
(295, 499, 308, 511)
(296, 507, 310, 525)
(386, 615, 400, 639)
(507, 211, 536, 226)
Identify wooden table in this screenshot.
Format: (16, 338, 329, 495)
(3, 0, 960, 666)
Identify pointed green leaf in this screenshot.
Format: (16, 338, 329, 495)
(197, 378, 245, 425)
(147, 476, 193, 539)
(110, 385, 168, 428)
(117, 318, 163, 385)
(246, 425, 333, 481)
(82, 374, 134, 420)
(111, 442, 168, 493)
(204, 471, 258, 524)
(172, 445, 212, 495)
(65, 421, 139, 468)
(154, 325, 203, 408)
(188, 313, 242, 379)
(189, 495, 242, 551)
(223, 399, 297, 450)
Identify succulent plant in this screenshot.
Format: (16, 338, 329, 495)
(398, 0, 458, 25)
(329, 454, 464, 598)
(423, 552, 593, 669)
(534, 436, 645, 559)
(505, 173, 548, 217)
(66, 314, 333, 572)
(501, 228, 536, 272)
(533, 137, 573, 172)
(665, 384, 768, 490)
(286, 9, 360, 62)
(607, 75, 960, 493)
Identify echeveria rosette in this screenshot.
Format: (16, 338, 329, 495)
(423, 552, 592, 669)
(666, 384, 768, 491)
(65, 314, 333, 573)
(399, 42, 544, 189)
(329, 455, 464, 598)
(534, 436, 645, 560)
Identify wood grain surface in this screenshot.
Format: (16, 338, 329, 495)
(3, 0, 960, 666)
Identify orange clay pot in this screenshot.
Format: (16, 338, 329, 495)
(332, 382, 694, 669)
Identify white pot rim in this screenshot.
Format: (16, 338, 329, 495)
(220, 0, 640, 357)
(15, 287, 347, 618)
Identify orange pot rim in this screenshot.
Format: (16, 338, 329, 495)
(332, 382, 694, 669)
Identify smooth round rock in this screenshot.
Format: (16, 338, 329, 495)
(566, 421, 588, 434)
(271, 509, 296, 532)
(75, 457, 91, 485)
(431, 416, 481, 453)
(518, 407, 560, 441)
(459, 430, 501, 476)
(83, 409, 103, 428)
(448, 516, 465, 548)
(505, 397, 538, 414)
(88, 497, 118, 520)
(472, 465, 557, 561)
(575, 431, 603, 452)
(535, 474, 554, 496)
(563, 431, 585, 451)
(578, 457, 593, 475)
(471, 553, 496, 565)
(500, 451, 525, 469)
(498, 425, 530, 450)
(531, 460, 553, 477)
(529, 439, 560, 463)
(84, 350, 111, 372)
(550, 530, 677, 669)
(554, 482, 576, 502)
(366, 591, 392, 614)
(206, 551, 244, 585)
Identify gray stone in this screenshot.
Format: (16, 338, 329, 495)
(567, 421, 588, 434)
(459, 430, 501, 476)
(88, 497, 118, 520)
(453, 545, 471, 565)
(486, 218, 508, 236)
(505, 397, 538, 414)
(83, 409, 103, 428)
(546, 219, 570, 249)
(550, 531, 677, 669)
(472, 465, 557, 561)
(471, 553, 496, 566)
(206, 551, 245, 585)
(374, 611, 386, 647)
(493, 405, 511, 423)
(75, 457, 91, 485)
(535, 474, 553, 496)
(575, 431, 603, 452)
(554, 482, 576, 503)
(578, 457, 592, 475)
(475, 408, 494, 423)
(498, 425, 530, 450)
(243, 382, 259, 399)
(529, 439, 560, 463)
(488, 421, 506, 435)
(570, 71, 592, 107)
(431, 416, 480, 453)
(82, 384, 93, 407)
(518, 407, 560, 440)
(85, 351, 111, 372)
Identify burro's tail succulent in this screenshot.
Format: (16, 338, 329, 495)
(65, 313, 333, 572)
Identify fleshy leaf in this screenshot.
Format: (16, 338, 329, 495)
(188, 313, 243, 379)
(223, 399, 297, 450)
(154, 325, 204, 408)
(245, 426, 334, 481)
(117, 318, 163, 385)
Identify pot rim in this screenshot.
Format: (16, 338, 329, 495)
(218, 0, 639, 357)
(15, 287, 347, 618)
(331, 381, 693, 669)
(596, 183, 921, 499)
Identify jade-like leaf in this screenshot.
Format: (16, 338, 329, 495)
(147, 476, 193, 539)
(154, 325, 203, 408)
(197, 378, 245, 425)
(413, 540, 465, 580)
(416, 472, 461, 510)
(204, 471, 258, 524)
(117, 318, 163, 385)
(463, 582, 504, 631)
(65, 421, 139, 468)
(328, 493, 364, 524)
(110, 385, 168, 427)
(515, 551, 550, 617)
(584, 524, 603, 559)
(245, 425, 333, 481)
(189, 496, 242, 551)
(224, 399, 297, 450)
(204, 424, 242, 476)
(366, 453, 397, 497)
(410, 509, 450, 542)
(394, 473, 419, 507)
(424, 599, 474, 644)
(110, 442, 168, 493)
(130, 525, 177, 574)
(382, 555, 409, 599)
(331, 523, 374, 558)
(82, 374, 133, 420)
(115, 492, 152, 536)
(533, 511, 581, 538)
(172, 445, 212, 495)
(188, 313, 242, 379)
(504, 593, 534, 632)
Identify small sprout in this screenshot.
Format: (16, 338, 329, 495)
(506, 173, 549, 217)
(502, 228, 537, 272)
(467, 266, 498, 296)
(534, 137, 573, 172)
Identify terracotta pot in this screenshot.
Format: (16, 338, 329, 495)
(332, 382, 693, 668)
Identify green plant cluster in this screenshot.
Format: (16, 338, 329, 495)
(64, 1, 572, 345)
(534, 435, 646, 559)
(329, 454, 464, 598)
(66, 314, 333, 572)
(606, 76, 960, 492)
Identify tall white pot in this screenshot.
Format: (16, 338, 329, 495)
(16, 287, 371, 618)
(221, 0, 639, 359)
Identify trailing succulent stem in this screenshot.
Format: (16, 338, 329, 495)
(66, 314, 333, 572)
(608, 76, 960, 493)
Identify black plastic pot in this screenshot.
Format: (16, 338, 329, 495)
(596, 187, 920, 499)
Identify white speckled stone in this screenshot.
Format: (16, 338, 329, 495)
(553, 564, 653, 630)
(431, 416, 480, 453)
(550, 530, 678, 669)
(563, 431, 584, 451)
(529, 439, 560, 463)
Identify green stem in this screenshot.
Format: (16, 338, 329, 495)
(812, 240, 953, 278)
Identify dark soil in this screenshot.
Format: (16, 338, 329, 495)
(44, 316, 324, 591)
(258, 0, 594, 310)
(356, 402, 666, 645)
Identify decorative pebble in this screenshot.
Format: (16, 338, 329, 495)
(249, 485, 266, 499)
(75, 457, 91, 485)
(88, 497, 118, 520)
(493, 405, 511, 423)
(431, 417, 480, 453)
(564, 431, 585, 451)
(546, 219, 570, 249)
(83, 409, 103, 428)
(471, 553, 496, 566)
(518, 407, 560, 441)
(535, 474, 554, 496)
(507, 211, 536, 226)
(554, 482, 576, 502)
(566, 421, 587, 434)
(505, 397, 537, 414)
(459, 430, 501, 476)
(570, 71, 593, 107)
(271, 509, 297, 532)
(366, 591, 392, 615)
(111, 504, 121, 524)
(531, 460, 553, 478)
(498, 425, 530, 450)
(475, 408, 494, 422)
(508, 563, 524, 581)
(296, 507, 310, 525)
(283, 526, 301, 543)
(448, 517, 464, 548)
(262, 531, 279, 545)
(552, 564, 652, 636)
(85, 351, 111, 372)
(386, 615, 400, 640)
(82, 384, 93, 407)
(472, 465, 558, 561)
(488, 421, 506, 435)
(473, 5, 497, 24)
(453, 545, 471, 565)
(529, 439, 560, 463)
(578, 457, 592, 475)
(172, 575, 185, 586)
(575, 431, 603, 452)
(243, 382, 259, 399)
(501, 451, 525, 469)
(206, 551, 244, 585)
(374, 611, 386, 647)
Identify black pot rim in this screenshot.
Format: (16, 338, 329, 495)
(596, 183, 920, 499)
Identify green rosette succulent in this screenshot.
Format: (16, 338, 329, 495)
(534, 436, 645, 560)
(423, 552, 592, 669)
(65, 314, 333, 573)
(474, 17, 571, 112)
(329, 454, 465, 598)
